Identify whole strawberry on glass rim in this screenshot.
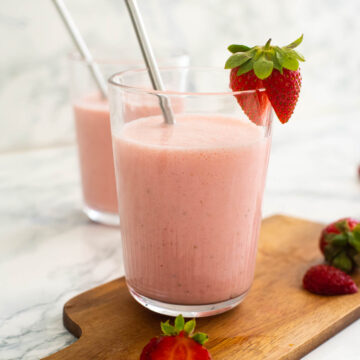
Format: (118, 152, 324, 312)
(225, 35, 305, 124)
(140, 314, 212, 360)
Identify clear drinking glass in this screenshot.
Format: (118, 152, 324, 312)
(109, 67, 272, 317)
(69, 53, 189, 226)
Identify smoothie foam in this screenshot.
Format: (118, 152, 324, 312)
(113, 114, 270, 304)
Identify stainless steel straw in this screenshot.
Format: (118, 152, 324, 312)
(124, 0, 175, 124)
(52, 0, 108, 98)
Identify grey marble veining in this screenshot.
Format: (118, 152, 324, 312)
(0, 146, 124, 359)
(0, 147, 84, 256)
(0, 223, 123, 360)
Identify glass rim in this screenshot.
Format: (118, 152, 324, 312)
(108, 66, 266, 97)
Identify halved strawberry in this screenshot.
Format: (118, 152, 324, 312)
(229, 68, 270, 125)
(140, 315, 212, 360)
(303, 264, 358, 295)
(225, 35, 305, 124)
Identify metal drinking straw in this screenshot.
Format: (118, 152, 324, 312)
(124, 0, 175, 125)
(52, 0, 108, 98)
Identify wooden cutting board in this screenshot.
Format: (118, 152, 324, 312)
(43, 215, 360, 360)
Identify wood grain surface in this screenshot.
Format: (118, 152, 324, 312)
(43, 215, 360, 360)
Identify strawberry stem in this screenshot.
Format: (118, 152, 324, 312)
(264, 38, 272, 49)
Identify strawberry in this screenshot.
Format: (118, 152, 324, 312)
(225, 35, 305, 124)
(319, 218, 360, 273)
(140, 315, 212, 360)
(229, 68, 270, 125)
(263, 68, 301, 123)
(303, 264, 358, 295)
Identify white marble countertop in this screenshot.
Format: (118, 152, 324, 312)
(1, 109, 360, 359)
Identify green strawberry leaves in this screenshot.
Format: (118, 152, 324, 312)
(349, 231, 360, 252)
(225, 35, 305, 79)
(228, 44, 251, 53)
(323, 221, 360, 273)
(225, 52, 252, 69)
(161, 320, 177, 336)
(253, 54, 273, 79)
(236, 59, 254, 76)
(352, 224, 360, 247)
(287, 49, 305, 62)
(334, 219, 348, 232)
(330, 233, 348, 247)
(332, 251, 353, 273)
(160, 315, 208, 345)
(184, 319, 196, 334)
(275, 47, 300, 71)
(285, 34, 303, 49)
(191, 332, 209, 345)
(174, 314, 185, 332)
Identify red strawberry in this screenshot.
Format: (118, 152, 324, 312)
(140, 315, 212, 360)
(320, 218, 359, 253)
(303, 264, 358, 295)
(319, 218, 360, 273)
(141, 337, 159, 359)
(225, 35, 305, 124)
(262, 68, 301, 123)
(229, 68, 270, 125)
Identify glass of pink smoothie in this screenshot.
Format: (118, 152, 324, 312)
(109, 67, 272, 317)
(69, 54, 188, 225)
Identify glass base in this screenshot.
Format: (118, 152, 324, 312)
(128, 284, 248, 318)
(83, 205, 119, 226)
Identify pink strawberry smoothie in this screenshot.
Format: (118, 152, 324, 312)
(73, 93, 182, 215)
(73, 94, 117, 214)
(113, 114, 271, 304)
